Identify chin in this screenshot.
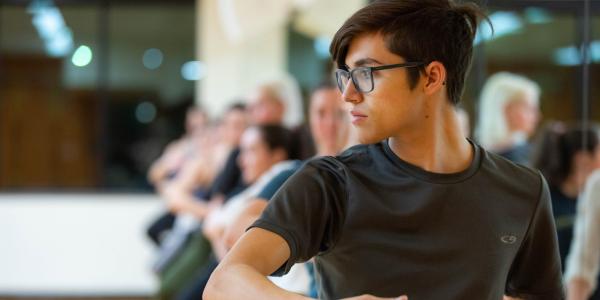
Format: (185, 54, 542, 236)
(242, 174, 254, 185)
(357, 132, 382, 145)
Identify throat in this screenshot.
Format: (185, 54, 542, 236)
(389, 137, 473, 174)
(388, 108, 473, 174)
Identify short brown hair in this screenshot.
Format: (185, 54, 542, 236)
(330, 0, 485, 105)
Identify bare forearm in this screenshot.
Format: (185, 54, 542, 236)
(204, 263, 312, 300)
(567, 277, 592, 300)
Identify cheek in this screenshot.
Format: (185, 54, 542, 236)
(323, 116, 338, 134)
(310, 120, 323, 139)
(243, 153, 256, 170)
(372, 96, 411, 128)
(254, 152, 271, 170)
(522, 109, 535, 121)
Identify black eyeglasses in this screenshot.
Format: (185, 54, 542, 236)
(335, 62, 424, 94)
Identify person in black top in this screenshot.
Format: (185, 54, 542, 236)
(532, 121, 600, 300)
(204, 1, 563, 299)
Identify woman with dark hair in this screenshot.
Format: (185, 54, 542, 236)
(203, 124, 299, 261)
(172, 124, 303, 300)
(532, 121, 600, 299)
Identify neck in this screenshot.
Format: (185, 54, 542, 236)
(388, 101, 473, 174)
(317, 146, 339, 157)
(317, 139, 346, 157)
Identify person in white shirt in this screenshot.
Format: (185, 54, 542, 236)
(565, 170, 600, 300)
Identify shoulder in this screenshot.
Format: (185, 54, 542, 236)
(586, 169, 600, 192)
(297, 144, 378, 181)
(480, 147, 545, 200)
(271, 161, 303, 180)
(307, 143, 381, 170)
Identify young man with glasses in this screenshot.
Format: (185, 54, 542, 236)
(204, 1, 564, 299)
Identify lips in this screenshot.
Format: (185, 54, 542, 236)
(350, 110, 367, 124)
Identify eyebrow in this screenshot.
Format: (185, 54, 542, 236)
(352, 58, 384, 67)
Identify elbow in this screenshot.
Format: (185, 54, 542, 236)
(203, 266, 225, 300)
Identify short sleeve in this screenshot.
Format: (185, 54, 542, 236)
(256, 165, 300, 201)
(249, 158, 347, 276)
(505, 173, 565, 299)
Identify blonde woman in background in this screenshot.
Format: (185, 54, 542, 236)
(476, 72, 541, 165)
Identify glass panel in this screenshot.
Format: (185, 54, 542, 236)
(0, 4, 100, 189)
(464, 7, 580, 131)
(104, 4, 195, 190)
(591, 15, 600, 123)
(0, 2, 195, 191)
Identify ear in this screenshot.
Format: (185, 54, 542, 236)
(422, 61, 447, 96)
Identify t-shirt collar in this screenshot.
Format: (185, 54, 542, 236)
(381, 138, 482, 184)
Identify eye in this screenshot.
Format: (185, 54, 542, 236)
(356, 68, 371, 79)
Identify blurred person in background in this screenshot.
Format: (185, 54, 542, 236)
(162, 103, 249, 219)
(201, 82, 294, 212)
(565, 170, 600, 300)
(146, 105, 210, 245)
(174, 124, 301, 300)
(152, 81, 301, 299)
(307, 83, 351, 156)
(148, 106, 209, 190)
(179, 83, 351, 300)
(204, 124, 298, 263)
(219, 82, 350, 250)
(152, 103, 249, 299)
(532, 121, 600, 300)
(247, 84, 286, 126)
(146, 104, 247, 246)
(216, 82, 351, 299)
(476, 72, 541, 165)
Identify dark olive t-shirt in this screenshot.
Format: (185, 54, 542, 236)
(250, 140, 564, 300)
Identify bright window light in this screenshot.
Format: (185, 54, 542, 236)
(524, 7, 552, 24)
(71, 45, 93, 67)
(314, 36, 332, 59)
(591, 41, 600, 63)
(553, 46, 580, 66)
(181, 61, 206, 81)
(475, 11, 522, 45)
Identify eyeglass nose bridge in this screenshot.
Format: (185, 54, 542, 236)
(343, 76, 357, 95)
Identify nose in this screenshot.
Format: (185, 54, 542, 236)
(341, 78, 363, 104)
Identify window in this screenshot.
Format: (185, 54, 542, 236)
(0, 1, 195, 191)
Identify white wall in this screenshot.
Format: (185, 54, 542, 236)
(197, 0, 290, 119)
(0, 193, 164, 296)
(195, 0, 367, 120)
